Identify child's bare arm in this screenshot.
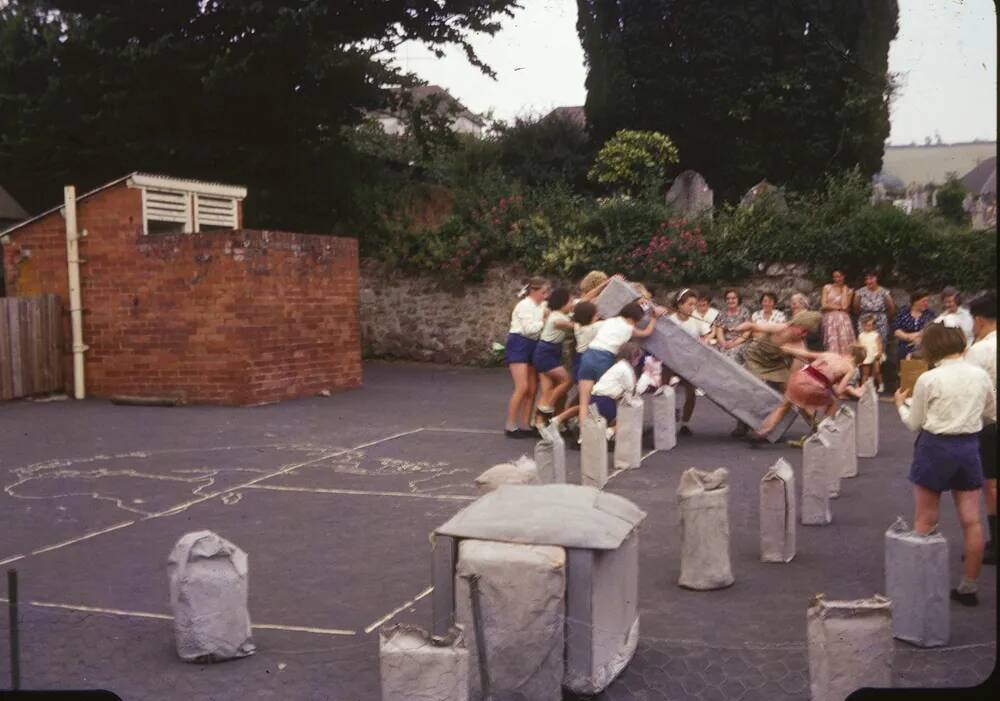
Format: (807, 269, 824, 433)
(779, 344, 820, 362)
(632, 316, 658, 339)
(554, 320, 575, 331)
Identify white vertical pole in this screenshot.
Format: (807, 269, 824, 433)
(64, 186, 86, 399)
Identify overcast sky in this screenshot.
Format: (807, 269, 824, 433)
(390, 0, 997, 146)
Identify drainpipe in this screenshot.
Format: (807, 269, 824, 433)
(64, 186, 87, 399)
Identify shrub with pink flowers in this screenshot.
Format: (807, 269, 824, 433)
(621, 218, 711, 282)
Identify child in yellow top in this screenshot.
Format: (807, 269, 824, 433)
(857, 314, 885, 392)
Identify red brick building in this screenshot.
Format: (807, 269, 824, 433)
(1, 173, 361, 405)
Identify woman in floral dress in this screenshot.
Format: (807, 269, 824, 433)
(852, 270, 896, 345)
(821, 269, 855, 354)
(715, 289, 752, 363)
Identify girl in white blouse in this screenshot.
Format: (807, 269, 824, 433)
(895, 323, 996, 606)
(504, 278, 549, 438)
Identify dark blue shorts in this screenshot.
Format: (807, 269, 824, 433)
(578, 349, 616, 382)
(505, 333, 537, 365)
(591, 395, 618, 423)
(909, 430, 983, 493)
(532, 340, 564, 373)
(980, 422, 997, 479)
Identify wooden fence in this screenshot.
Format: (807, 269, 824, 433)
(0, 295, 64, 400)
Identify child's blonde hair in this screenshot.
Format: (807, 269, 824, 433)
(579, 270, 609, 293)
(632, 283, 653, 300)
(860, 314, 875, 328)
(618, 341, 643, 364)
(848, 344, 866, 366)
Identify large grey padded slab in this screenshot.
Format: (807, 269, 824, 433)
(595, 279, 794, 441)
(455, 540, 566, 700)
(807, 594, 893, 701)
(379, 624, 469, 701)
(885, 517, 950, 647)
(436, 484, 646, 550)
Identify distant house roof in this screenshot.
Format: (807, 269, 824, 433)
(542, 105, 586, 128)
(873, 171, 905, 192)
(883, 141, 997, 186)
(960, 156, 997, 196)
(0, 185, 29, 222)
(1, 172, 247, 238)
(372, 84, 485, 127)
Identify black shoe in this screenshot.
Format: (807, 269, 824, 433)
(678, 425, 693, 437)
(524, 426, 541, 439)
(984, 546, 996, 565)
(950, 589, 979, 607)
(505, 429, 532, 439)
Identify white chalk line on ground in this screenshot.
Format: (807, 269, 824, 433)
(422, 427, 505, 435)
(245, 484, 476, 501)
(11, 428, 427, 562)
(363, 586, 435, 634)
(0, 598, 355, 636)
(0, 554, 24, 566)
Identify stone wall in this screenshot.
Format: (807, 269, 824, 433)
(360, 261, 969, 366)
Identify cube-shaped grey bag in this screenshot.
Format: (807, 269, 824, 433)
(760, 458, 796, 562)
(885, 516, 950, 647)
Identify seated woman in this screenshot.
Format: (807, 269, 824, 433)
(753, 344, 867, 439)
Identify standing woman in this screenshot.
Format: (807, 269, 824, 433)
(504, 277, 549, 438)
(821, 269, 856, 354)
(894, 290, 937, 360)
(895, 323, 995, 605)
(853, 270, 896, 346)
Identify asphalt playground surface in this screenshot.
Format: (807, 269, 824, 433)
(0, 361, 995, 700)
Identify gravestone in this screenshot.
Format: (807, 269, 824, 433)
(739, 179, 788, 213)
(665, 170, 714, 219)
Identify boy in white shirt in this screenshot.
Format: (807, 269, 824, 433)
(966, 292, 997, 564)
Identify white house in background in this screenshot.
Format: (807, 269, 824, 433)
(367, 85, 485, 137)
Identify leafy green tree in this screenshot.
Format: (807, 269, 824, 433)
(588, 129, 679, 196)
(576, 0, 899, 202)
(0, 0, 520, 232)
(495, 115, 594, 190)
(934, 175, 970, 227)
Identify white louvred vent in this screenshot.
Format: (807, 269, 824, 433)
(195, 195, 237, 229)
(145, 189, 189, 223)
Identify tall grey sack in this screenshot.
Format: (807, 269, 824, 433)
(801, 431, 832, 525)
(455, 540, 566, 701)
(614, 395, 644, 470)
(379, 624, 469, 701)
(167, 530, 255, 662)
(677, 468, 734, 589)
(885, 516, 950, 647)
(807, 594, 892, 701)
(833, 405, 858, 478)
(760, 458, 796, 562)
(651, 386, 677, 451)
(855, 379, 879, 458)
(535, 421, 567, 483)
(581, 404, 609, 488)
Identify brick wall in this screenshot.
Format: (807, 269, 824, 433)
(3, 182, 361, 404)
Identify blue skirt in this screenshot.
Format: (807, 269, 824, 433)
(505, 333, 537, 365)
(532, 340, 564, 373)
(578, 348, 616, 382)
(909, 430, 983, 493)
(591, 395, 618, 422)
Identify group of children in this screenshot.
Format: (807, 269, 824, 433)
(503, 272, 869, 446)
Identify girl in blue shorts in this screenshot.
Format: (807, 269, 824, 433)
(532, 288, 576, 426)
(895, 323, 996, 606)
(504, 277, 549, 438)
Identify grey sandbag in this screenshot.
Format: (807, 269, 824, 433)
(564, 532, 640, 695)
(807, 594, 893, 701)
(593, 276, 641, 319)
(581, 404, 609, 489)
(614, 395, 644, 470)
(379, 624, 469, 701)
(760, 458, 796, 562)
(812, 418, 842, 499)
(167, 530, 256, 662)
(641, 316, 795, 441)
(801, 431, 832, 525)
(885, 516, 950, 647)
(856, 379, 880, 458)
(833, 405, 858, 478)
(455, 540, 566, 701)
(677, 468, 734, 590)
(651, 386, 677, 451)
(474, 455, 539, 493)
(535, 421, 566, 483)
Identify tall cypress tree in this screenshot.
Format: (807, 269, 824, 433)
(576, 0, 899, 202)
